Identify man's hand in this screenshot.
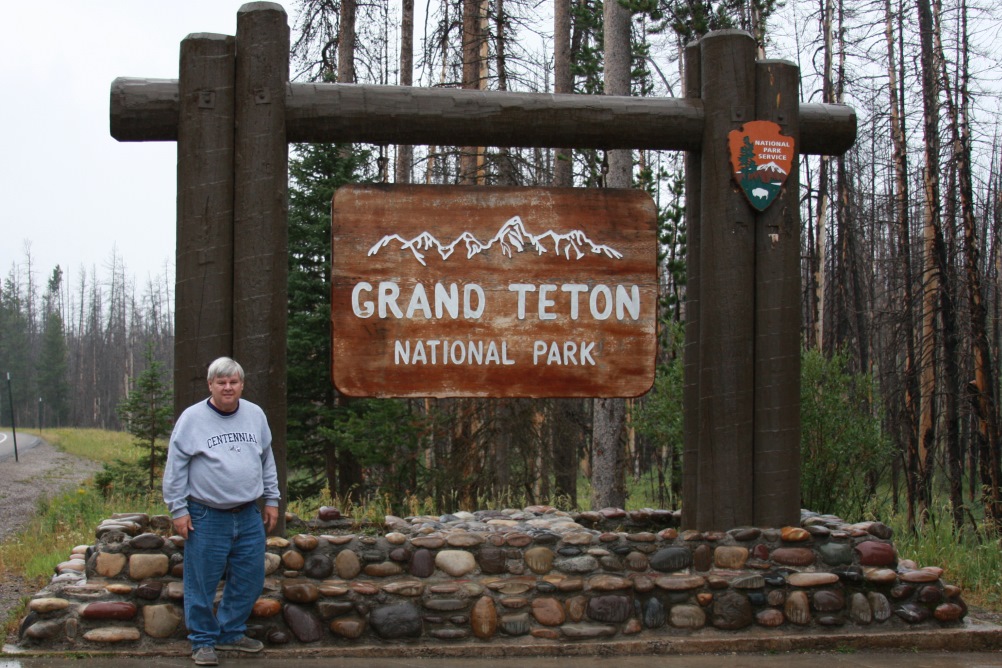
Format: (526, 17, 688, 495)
(172, 514, 193, 539)
(263, 505, 279, 534)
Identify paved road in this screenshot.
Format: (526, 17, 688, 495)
(0, 652, 1000, 668)
(0, 430, 41, 462)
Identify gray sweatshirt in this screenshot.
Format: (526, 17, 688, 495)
(162, 398, 280, 519)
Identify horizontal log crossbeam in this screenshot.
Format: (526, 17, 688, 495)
(110, 78, 856, 156)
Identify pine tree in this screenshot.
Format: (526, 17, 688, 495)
(117, 343, 173, 491)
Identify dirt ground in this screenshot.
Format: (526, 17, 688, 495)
(0, 436, 102, 645)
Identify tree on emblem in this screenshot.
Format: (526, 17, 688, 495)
(739, 136, 757, 177)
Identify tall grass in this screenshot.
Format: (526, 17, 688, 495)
(885, 504, 1002, 610)
(0, 429, 163, 583)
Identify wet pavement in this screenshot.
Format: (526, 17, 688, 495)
(1, 652, 1002, 667)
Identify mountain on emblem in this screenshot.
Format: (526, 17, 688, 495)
(367, 216, 623, 266)
(727, 121, 795, 212)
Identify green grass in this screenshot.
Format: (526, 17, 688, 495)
(30, 427, 139, 464)
(885, 504, 1002, 611)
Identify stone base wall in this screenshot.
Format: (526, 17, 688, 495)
(16, 507, 968, 650)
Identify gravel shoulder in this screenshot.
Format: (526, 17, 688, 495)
(0, 435, 102, 644)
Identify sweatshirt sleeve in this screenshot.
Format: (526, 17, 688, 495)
(260, 418, 280, 506)
(162, 413, 193, 519)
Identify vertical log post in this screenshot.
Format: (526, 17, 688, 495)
(691, 31, 758, 530)
(753, 60, 802, 527)
(175, 34, 236, 415)
(233, 2, 290, 533)
(681, 41, 702, 528)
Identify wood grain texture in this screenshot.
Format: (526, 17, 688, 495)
(111, 79, 855, 156)
(331, 185, 657, 398)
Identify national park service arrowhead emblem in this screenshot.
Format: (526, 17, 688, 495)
(728, 121, 795, 212)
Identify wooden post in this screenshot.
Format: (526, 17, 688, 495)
(681, 41, 702, 529)
(753, 60, 802, 527)
(175, 33, 236, 415)
(693, 31, 758, 530)
(233, 2, 290, 532)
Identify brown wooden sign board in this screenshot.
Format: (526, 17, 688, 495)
(331, 184, 658, 398)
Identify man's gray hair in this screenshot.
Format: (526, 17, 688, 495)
(207, 357, 245, 382)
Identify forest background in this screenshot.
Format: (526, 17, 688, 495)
(2, 0, 1002, 547)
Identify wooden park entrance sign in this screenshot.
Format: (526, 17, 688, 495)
(331, 184, 657, 397)
(110, 2, 855, 531)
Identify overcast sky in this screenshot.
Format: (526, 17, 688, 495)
(1, 1, 264, 294)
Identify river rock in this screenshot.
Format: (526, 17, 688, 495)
(561, 623, 618, 639)
(818, 542, 853, 566)
(143, 604, 183, 638)
(128, 553, 168, 580)
(283, 603, 325, 642)
(477, 546, 506, 574)
(283, 582, 320, 603)
(130, 532, 165, 550)
(524, 546, 555, 574)
(29, 598, 70, 613)
(500, 612, 532, 636)
(855, 541, 896, 567)
(83, 627, 141, 643)
(326, 615, 364, 638)
(670, 604, 706, 629)
(371, 603, 423, 639)
(301, 554, 333, 579)
(24, 619, 64, 641)
(587, 595, 632, 623)
(849, 592, 872, 624)
(252, 598, 282, 617)
(868, 592, 892, 622)
(712, 592, 752, 630)
(531, 597, 565, 626)
(756, 608, 784, 627)
(785, 590, 811, 625)
(934, 603, 965, 622)
(436, 550, 477, 577)
(135, 580, 164, 600)
(649, 547, 692, 572)
(409, 548, 435, 578)
(770, 547, 815, 567)
(81, 601, 138, 620)
(714, 546, 749, 569)
(335, 550, 362, 578)
(94, 552, 127, 578)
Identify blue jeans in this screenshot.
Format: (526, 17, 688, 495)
(183, 500, 265, 649)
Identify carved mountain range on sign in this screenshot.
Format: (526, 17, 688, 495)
(367, 216, 624, 266)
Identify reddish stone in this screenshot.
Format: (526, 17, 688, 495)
(771, 547, 816, 567)
(934, 603, 965, 622)
(531, 597, 566, 626)
(470, 596, 497, 639)
(318, 506, 341, 521)
(855, 541, 896, 567)
(81, 602, 138, 620)
(252, 598, 282, 617)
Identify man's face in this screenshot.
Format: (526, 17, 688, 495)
(208, 374, 243, 412)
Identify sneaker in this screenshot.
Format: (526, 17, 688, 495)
(192, 646, 219, 666)
(216, 635, 264, 653)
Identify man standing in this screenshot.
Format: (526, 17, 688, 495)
(163, 357, 280, 666)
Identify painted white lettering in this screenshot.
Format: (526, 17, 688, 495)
(378, 282, 404, 318)
(560, 284, 588, 320)
(406, 283, 433, 319)
(509, 283, 536, 320)
(451, 340, 467, 364)
(486, 342, 501, 365)
(616, 284, 640, 320)
(590, 285, 613, 320)
(352, 281, 374, 318)
(464, 284, 486, 318)
(533, 340, 547, 364)
(435, 283, 459, 319)
(580, 341, 596, 365)
(538, 284, 557, 320)
(394, 339, 410, 364)
(411, 340, 427, 364)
